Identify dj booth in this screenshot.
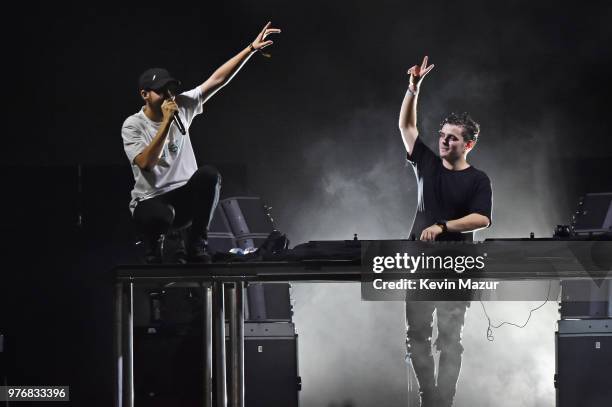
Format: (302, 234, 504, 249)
(113, 248, 611, 407)
(114, 193, 612, 407)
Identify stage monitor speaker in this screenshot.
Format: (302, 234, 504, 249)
(133, 322, 300, 407)
(556, 319, 612, 407)
(572, 192, 612, 236)
(228, 322, 300, 407)
(220, 197, 274, 249)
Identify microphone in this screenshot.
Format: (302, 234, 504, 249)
(172, 112, 186, 135)
(165, 90, 186, 135)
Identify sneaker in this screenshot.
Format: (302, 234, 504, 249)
(167, 230, 188, 264)
(173, 248, 188, 264)
(187, 237, 212, 264)
(144, 235, 165, 264)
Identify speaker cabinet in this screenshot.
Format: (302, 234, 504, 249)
(556, 319, 612, 407)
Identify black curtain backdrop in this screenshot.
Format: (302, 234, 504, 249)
(2, 1, 611, 406)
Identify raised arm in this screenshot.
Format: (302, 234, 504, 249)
(398, 56, 434, 154)
(200, 21, 281, 103)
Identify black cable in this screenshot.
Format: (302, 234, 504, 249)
(479, 280, 552, 341)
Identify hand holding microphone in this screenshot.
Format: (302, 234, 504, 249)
(163, 90, 186, 135)
(161, 98, 178, 120)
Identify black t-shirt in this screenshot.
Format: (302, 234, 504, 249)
(407, 137, 493, 241)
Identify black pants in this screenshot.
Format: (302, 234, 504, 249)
(405, 301, 469, 406)
(133, 165, 222, 244)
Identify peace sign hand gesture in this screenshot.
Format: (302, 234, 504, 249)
(407, 56, 435, 90)
(251, 21, 281, 51)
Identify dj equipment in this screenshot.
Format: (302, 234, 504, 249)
(572, 192, 612, 236)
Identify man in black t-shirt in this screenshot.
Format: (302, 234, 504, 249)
(398, 56, 493, 407)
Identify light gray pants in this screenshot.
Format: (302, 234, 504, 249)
(405, 301, 470, 407)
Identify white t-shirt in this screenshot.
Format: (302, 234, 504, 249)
(122, 86, 204, 213)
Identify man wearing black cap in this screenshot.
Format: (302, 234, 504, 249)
(122, 22, 280, 263)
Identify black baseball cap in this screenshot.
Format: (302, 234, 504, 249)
(138, 68, 181, 92)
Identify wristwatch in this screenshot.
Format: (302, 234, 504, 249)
(435, 220, 448, 233)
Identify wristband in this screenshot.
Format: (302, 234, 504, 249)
(435, 220, 448, 233)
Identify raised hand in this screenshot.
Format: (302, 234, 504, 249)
(252, 21, 281, 51)
(408, 56, 435, 90)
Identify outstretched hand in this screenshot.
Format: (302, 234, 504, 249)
(252, 21, 281, 51)
(408, 56, 435, 89)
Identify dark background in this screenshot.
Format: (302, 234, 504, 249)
(1, 1, 611, 405)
